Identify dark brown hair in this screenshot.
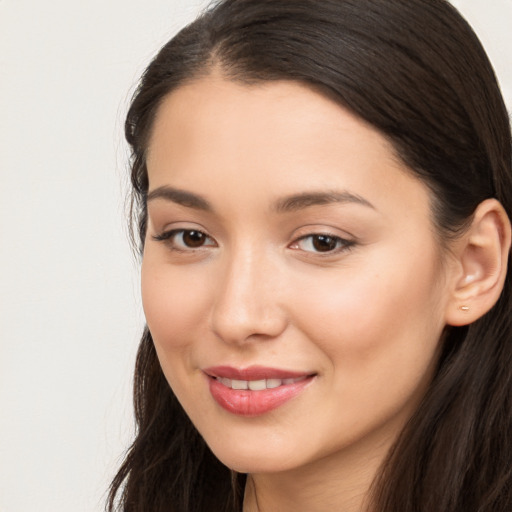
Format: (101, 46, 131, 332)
(108, 1, 512, 510)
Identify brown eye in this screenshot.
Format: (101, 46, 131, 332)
(152, 229, 216, 250)
(312, 235, 338, 252)
(290, 233, 354, 255)
(182, 230, 207, 248)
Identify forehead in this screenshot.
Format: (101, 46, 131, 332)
(148, 77, 391, 156)
(146, 76, 430, 221)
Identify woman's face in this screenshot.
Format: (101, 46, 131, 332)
(142, 77, 453, 474)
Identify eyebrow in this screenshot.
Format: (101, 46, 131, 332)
(146, 186, 375, 213)
(273, 190, 375, 213)
(147, 186, 212, 211)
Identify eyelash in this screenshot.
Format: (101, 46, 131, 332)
(290, 233, 355, 255)
(152, 229, 216, 251)
(152, 229, 355, 255)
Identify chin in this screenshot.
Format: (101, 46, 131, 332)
(205, 436, 304, 474)
(218, 453, 298, 475)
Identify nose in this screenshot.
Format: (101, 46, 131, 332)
(210, 248, 288, 345)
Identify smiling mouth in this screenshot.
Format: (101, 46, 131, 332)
(214, 375, 309, 391)
(203, 366, 316, 416)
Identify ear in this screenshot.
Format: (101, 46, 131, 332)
(445, 199, 511, 327)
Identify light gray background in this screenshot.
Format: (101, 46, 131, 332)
(1, 1, 510, 511)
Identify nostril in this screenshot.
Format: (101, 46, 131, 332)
(210, 302, 288, 345)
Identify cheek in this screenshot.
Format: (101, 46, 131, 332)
(141, 257, 210, 350)
(140, 257, 215, 412)
(290, 250, 446, 397)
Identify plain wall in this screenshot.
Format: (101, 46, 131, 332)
(0, 1, 510, 511)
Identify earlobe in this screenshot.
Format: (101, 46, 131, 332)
(445, 199, 511, 327)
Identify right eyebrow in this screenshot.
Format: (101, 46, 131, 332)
(146, 186, 212, 211)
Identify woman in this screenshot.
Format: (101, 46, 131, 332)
(108, 1, 512, 511)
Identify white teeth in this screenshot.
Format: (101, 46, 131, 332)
(231, 379, 248, 390)
(220, 377, 231, 387)
(216, 376, 307, 390)
(248, 379, 266, 391)
(266, 378, 282, 389)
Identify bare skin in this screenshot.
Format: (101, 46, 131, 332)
(141, 76, 511, 512)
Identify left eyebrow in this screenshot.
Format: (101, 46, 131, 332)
(273, 190, 375, 213)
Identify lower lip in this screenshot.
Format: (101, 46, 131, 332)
(208, 376, 314, 417)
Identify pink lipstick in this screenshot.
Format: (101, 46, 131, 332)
(203, 366, 315, 416)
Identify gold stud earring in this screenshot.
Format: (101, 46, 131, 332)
(459, 305, 470, 312)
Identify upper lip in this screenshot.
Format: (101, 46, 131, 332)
(203, 365, 314, 380)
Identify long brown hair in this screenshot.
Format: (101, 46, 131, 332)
(108, 1, 512, 510)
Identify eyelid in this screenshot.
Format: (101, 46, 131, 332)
(152, 228, 217, 251)
(288, 231, 356, 255)
(151, 224, 355, 256)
